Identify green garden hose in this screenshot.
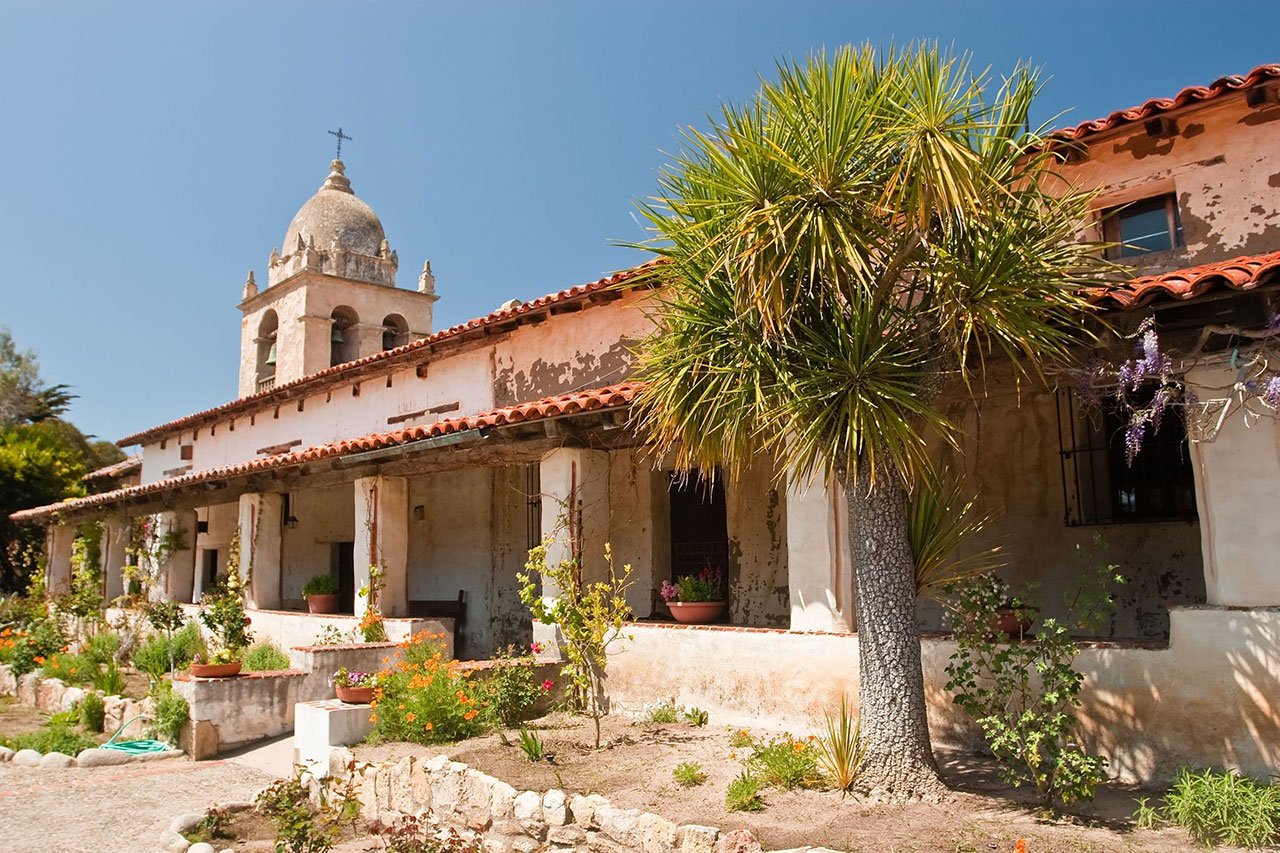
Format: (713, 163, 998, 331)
(100, 714, 174, 754)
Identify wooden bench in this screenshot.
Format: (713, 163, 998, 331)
(408, 589, 466, 656)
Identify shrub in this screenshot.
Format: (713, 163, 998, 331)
(151, 681, 189, 745)
(645, 699, 680, 724)
(132, 621, 203, 679)
(673, 761, 706, 787)
(184, 806, 234, 843)
(42, 651, 97, 686)
(518, 536, 634, 749)
(374, 814, 479, 853)
(93, 661, 127, 696)
(683, 707, 709, 727)
(481, 645, 547, 728)
(1153, 767, 1280, 848)
(517, 728, 545, 762)
(302, 573, 339, 597)
(945, 552, 1122, 806)
(242, 641, 291, 672)
(745, 734, 821, 789)
(4, 717, 97, 755)
(256, 768, 336, 853)
(368, 632, 487, 745)
(726, 771, 764, 812)
(815, 697, 866, 793)
(80, 630, 121, 667)
(80, 691, 105, 733)
(6, 618, 67, 676)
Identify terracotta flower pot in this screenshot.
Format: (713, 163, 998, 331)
(190, 661, 243, 678)
(990, 608, 1035, 639)
(307, 593, 341, 614)
(335, 685, 375, 704)
(667, 601, 726, 625)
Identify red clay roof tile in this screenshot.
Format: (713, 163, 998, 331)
(1053, 63, 1280, 144)
(12, 382, 644, 524)
(1086, 251, 1280, 309)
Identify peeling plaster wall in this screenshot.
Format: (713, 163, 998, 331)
(725, 460, 789, 627)
(606, 449, 670, 619)
(1059, 94, 1280, 274)
(406, 467, 529, 659)
(923, 384, 1204, 640)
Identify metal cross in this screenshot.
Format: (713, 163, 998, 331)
(327, 127, 353, 159)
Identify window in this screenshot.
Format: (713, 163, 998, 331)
(382, 313, 409, 351)
(1102, 194, 1183, 259)
(256, 310, 278, 392)
(1056, 388, 1198, 526)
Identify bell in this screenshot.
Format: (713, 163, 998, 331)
(331, 325, 345, 344)
(264, 342, 277, 366)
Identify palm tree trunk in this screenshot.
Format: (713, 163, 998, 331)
(838, 458, 945, 800)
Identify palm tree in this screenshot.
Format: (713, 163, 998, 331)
(631, 44, 1109, 798)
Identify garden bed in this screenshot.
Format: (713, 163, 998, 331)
(351, 712, 1238, 853)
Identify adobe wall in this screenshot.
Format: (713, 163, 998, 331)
(925, 383, 1204, 641)
(606, 606, 1280, 784)
(1056, 92, 1280, 273)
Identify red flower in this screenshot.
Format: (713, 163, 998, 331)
(542, 680, 554, 691)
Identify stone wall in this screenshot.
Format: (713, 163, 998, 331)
(605, 607, 1280, 785)
(325, 748, 761, 853)
(0, 665, 153, 739)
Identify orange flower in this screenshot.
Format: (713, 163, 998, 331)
(69, 668, 77, 675)
(1014, 842, 1027, 853)
(423, 722, 433, 731)
(405, 712, 416, 722)
(792, 742, 805, 754)
(369, 713, 378, 723)
(463, 710, 478, 721)
(383, 656, 390, 664)
(33, 656, 45, 665)
(398, 703, 405, 710)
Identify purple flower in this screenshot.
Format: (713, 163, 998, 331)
(1264, 375, 1280, 408)
(660, 580, 680, 603)
(1125, 419, 1146, 465)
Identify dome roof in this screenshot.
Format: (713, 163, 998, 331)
(282, 160, 386, 257)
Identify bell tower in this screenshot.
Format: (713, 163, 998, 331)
(236, 158, 439, 397)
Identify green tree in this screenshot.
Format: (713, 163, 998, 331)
(632, 45, 1109, 798)
(0, 330, 123, 591)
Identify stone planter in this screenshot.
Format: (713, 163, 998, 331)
(306, 593, 341, 615)
(335, 685, 375, 704)
(189, 661, 243, 679)
(667, 601, 726, 625)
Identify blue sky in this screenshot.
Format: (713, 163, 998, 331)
(1, 1, 1276, 445)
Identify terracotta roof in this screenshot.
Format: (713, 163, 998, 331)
(1087, 251, 1280, 309)
(116, 260, 666, 448)
(13, 382, 643, 524)
(83, 454, 142, 482)
(1053, 63, 1280, 144)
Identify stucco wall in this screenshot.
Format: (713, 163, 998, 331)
(280, 483, 356, 606)
(725, 460, 789, 627)
(925, 383, 1204, 640)
(1057, 92, 1280, 274)
(606, 606, 1280, 784)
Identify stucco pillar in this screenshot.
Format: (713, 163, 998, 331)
(534, 447, 611, 654)
(156, 510, 198, 604)
(1188, 363, 1280, 606)
(295, 314, 333, 384)
(351, 323, 386, 361)
(785, 469, 855, 632)
(354, 475, 409, 618)
(239, 493, 283, 610)
(100, 518, 130, 603)
(45, 524, 75, 596)
(607, 452, 669, 619)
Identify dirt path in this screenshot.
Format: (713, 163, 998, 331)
(0, 756, 274, 853)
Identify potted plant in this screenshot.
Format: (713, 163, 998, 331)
(302, 573, 340, 614)
(333, 667, 376, 704)
(660, 564, 726, 624)
(957, 573, 1038, 639)
(190, 647, 243, 678)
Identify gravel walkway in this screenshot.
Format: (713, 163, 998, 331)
(0, 756, 274, 853)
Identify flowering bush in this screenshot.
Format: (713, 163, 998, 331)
(742, 733, 821, 789)
(199, 571, 252, 654)
(660, 564, 724, 603)
(357, 609, 387, 643)
(479, 644, 552, 728)
(193, 647, 237, 666)
(368, 632, 487, 745)
(333, 667, 374, 688)
(3, 618, 67, 677)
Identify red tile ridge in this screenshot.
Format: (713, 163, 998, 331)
(1087, 251, 1280, 309)
(1051, 63, 1280, 145)
(10, 382, 646, 525)
(116, 259, 667, 448)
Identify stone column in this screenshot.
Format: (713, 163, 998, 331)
(1188, 363, 1280, 606)
(354, 475, 409, 618)
(350, 323, 387, 361)
(533, 448, 611, 654)
(156, 510, 198, 604)
(100, 517, 130, 603)
(45, 524, 75, 596)
(785, 469, 856, 632)
(238, 493, 283, 610)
